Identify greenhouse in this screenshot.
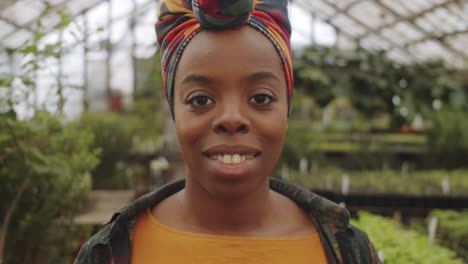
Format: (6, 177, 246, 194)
(1, 0, 468, 263)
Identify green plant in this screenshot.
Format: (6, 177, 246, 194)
(0, 111, 99, 264)
(71, 112, 135, 189)
(281, 121, 426, 171)
(429, 210, 468, 262)
(293, 46, 468, 130)
(0, 6, 101, 263)
(283, 169, 468, 196)
(352, 212, 464, 264)
(426, 108, 468, 169)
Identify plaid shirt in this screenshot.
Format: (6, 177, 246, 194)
(74, 178, 381, 264)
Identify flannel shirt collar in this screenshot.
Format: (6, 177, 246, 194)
(85, 178, 351, 264)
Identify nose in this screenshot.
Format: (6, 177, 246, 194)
(213, 102, 250, 134)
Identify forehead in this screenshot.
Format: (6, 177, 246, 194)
(174, 25, 285, 85)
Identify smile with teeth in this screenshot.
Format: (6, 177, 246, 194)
(209, 154, 255, 165)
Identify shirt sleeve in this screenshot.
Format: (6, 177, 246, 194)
(335, 225, 383, 264)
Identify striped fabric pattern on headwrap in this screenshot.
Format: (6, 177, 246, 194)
(155, 0, 293, 113)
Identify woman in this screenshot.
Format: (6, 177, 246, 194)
(74, 0, 381, 263)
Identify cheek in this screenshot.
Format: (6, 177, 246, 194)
(174, 109, 210, 156)
(175, 116, 198, 147)
(257, 112, 288, 150)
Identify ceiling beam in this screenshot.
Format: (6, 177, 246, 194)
(0, 0, 157, 50)
(316, 0, 418, 60)
(293, 0, 359, 43)
(374, 0, 468, 62)
(401, 28, 468, 49)
(0, 16, 35, 32)
(293, 0, 415, 63)
(0, 0, 98, 43)
(358, 0, 461, 40)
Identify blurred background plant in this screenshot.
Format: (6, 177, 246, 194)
(0, 6, 164, 263)
(0, 111, 99, 263)
(1, 0, 468, 263)
(352, 211, 464, 264)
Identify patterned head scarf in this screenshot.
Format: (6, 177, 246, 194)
(155, 0, 293, 114)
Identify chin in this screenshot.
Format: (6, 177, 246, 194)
(189, 166, 271, 201)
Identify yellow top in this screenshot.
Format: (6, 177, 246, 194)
(131, 209, 328, 264)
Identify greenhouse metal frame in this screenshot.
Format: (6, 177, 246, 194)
(1, 0, 467, 115)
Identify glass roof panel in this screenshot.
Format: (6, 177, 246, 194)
(0, 0, 15, 9)
(135, 1, 157, 25)
(386, 49, 412, 64)
(381, 0, 412, 17)
(67, 0, 102, 15)
(302, 0, 335, 18)
(409, 40, 449, 62)
(45, 0, 68, 5)
(398, 1, 424, 15)
(111, 19, 129, 44)
(290, 3, 313, 49)
(0, 0, 466, 68)
(427, 8, 457, 35)
(447, 2, 468, 24)
(349, 1, 396, 30)
(136, 0, 151, 5)
(0, 20, 16, 40)
(381, 28, 407, 46)
(331, 14, 366, 37)
(393, 22, 425, 42)
(314, 19, 336, 45)
(40, 12, 62, 32)
(414, 16, 436, 33)
(111, 0, 134, 20)
(336, 34, 357, 50)
(446, 33, 468, 55)
(324, 0, 360, 10)
(2, 29, 33, 49)
(366, 34, 391, 50)
(1, 0, 46, 26)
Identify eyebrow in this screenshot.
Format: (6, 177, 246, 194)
(246, 72, 280, 82)
(181, 71, 280, 85)
(182, 74, 214, 84)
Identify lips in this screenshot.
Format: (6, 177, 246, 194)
(209, 154, 255, 165)
(203, 145, 261, 165)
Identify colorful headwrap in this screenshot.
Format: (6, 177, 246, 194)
(155, 0, 293, 113)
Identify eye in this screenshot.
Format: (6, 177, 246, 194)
(187, 95, 214, 107)
(249, 94, 275, 106)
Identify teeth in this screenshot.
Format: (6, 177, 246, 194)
(223, 154, 231, 164)
(210, 154, 255, 165)
(232, 154, 241, 164)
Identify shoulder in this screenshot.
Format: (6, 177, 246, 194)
(73, 225, 113, 264)
(269, 178, 381, 263)
(271, 190, 319, 236)
(269, 177, 350, 229)
(335, 224, 382, 264)
(73, 179, 186, 264)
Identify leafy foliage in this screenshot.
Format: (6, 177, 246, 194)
(70, 108, 165, 190)
(429, 210, 468, 262)
(0, 7, 102, 264)
(352, 212, 464, 264)
(426, 108, 468, 169)
(281, 121, 425, 170)
(0, 112, 99, 264)
(282, 169, 468, 196)
(70, 112, 134, 189)
(293, 46, 468, 129)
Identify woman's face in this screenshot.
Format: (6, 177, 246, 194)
(173, 25, 288, 199)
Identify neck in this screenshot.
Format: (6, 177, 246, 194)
(179, 177, 277, 236)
